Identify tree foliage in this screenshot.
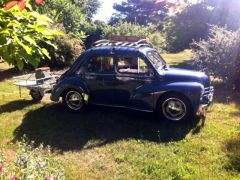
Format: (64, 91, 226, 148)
(110, 0, 169, 26)
(84, 21, 166, 52)
(0, 4, 62, 70)
(192, 26, 240, 84)
(104, 22, 156, 37)
(164, 0, 240, 52)
(203, 0, 240, 30)
(32, 0, 100, 39)
(164, 3, 211, 52)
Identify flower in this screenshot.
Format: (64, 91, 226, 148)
(46, 176, 50, 180)
(4, 0, 26, 11)
(3, 0, 45, 11)
(35, 0, 45, 5)
(10, 175, 16, 180)
(0, 165, 3, 172)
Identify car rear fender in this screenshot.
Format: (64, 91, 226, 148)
(51, 76, 90, 102)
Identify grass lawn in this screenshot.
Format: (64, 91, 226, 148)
(0, 51, 240, 179)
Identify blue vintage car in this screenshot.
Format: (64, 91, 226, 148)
(51, 39, 214, 122)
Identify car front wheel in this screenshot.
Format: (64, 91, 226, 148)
(157, 93, 193, 122)
(63, 90, 85, 111)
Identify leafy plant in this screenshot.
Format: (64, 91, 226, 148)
(0, 4, 62, 70)
(192, 26, 240, 86)
(0, 138, 65, 180)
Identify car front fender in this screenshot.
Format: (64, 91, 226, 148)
(150, 82, 204, 112)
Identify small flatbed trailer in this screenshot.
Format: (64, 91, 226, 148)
(13, 67, 62, 101)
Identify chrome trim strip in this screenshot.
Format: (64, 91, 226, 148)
(90, 103, 154, 112)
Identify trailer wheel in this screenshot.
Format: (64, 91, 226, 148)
(30, 89, 43, 102)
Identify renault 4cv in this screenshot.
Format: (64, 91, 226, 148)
(51, 38, 214, 122)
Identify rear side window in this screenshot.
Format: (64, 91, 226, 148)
(117, 56, 150, 74)
(78, 55, 114, 74)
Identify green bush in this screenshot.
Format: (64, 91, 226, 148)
(84, 22, 168, 51)
(164, 3, 210, 53)
(192, 26, 240, 86)
(40, 32, 84, 69)
(104, 22, 156, 37)
(84, 22, 167, 52)
(0, 139, 65, 180)
(148, 32, 167, 53)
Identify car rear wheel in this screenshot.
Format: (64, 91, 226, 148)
(63, 90, 85, 111)
(157, 93, 193, 122)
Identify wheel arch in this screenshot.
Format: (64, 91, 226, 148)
(60, 86, 84, 98)
(155, 91, 193, 111)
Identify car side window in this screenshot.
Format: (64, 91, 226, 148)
(117, 56, 150, 75)
(78, 55, 114, 74)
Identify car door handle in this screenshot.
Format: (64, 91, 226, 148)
(84, 74, 95, 80)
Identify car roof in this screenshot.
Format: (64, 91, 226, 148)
(85, 46, 156, 56)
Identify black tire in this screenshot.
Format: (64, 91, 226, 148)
(156, 93, 193, 122)
(30, 89, 43, 102)
(62, 89, 85, 112)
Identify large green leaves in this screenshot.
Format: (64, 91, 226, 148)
(0, 5, 62, 70)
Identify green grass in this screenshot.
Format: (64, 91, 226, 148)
(0, 53, 240, 179)
(162, 49, 193, 66)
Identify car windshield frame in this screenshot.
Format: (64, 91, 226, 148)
(146, 50, 167, 70)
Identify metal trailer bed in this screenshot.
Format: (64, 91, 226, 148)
(13, 72, 62, 101)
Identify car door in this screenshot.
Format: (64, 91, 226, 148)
(114, 54, 155, 110)
(77, 54, 116, 104)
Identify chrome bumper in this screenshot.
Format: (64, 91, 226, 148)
(200, 86, 214, 110)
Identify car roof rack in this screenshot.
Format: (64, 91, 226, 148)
(91, 36, 153, 48)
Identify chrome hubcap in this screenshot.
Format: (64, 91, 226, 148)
(65, 91, 83, 110)
(162, 98, 186, 121)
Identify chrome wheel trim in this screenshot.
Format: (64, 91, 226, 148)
(162, 98, 187, 121)
(65, 91, 83, 111)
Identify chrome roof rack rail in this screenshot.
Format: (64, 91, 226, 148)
(91, 38, 153, 48)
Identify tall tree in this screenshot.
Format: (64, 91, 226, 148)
(164, 0, 240, 52)
(203, 0, 240, 30)
(109, 0, 169, 26)
(164, 2, 211, 52)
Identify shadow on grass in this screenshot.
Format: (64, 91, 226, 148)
(0, 100, 37, 113)
(224, 134, 240, 172)
(12, 103, 202, 152)
(0, 67, 19, 82)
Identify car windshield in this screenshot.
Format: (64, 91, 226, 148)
(146, 51, 167, 70)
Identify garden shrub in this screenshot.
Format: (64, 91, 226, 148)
(148, 32, 167, 53)
(84, 21, 167, 52)
(40, 32, 84, 69)
(192, 26, 240, 87)
(0, 139, 65, 180)
(103, 22, 156, 38)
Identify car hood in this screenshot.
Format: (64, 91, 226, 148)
(158, 67, 210, 87)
